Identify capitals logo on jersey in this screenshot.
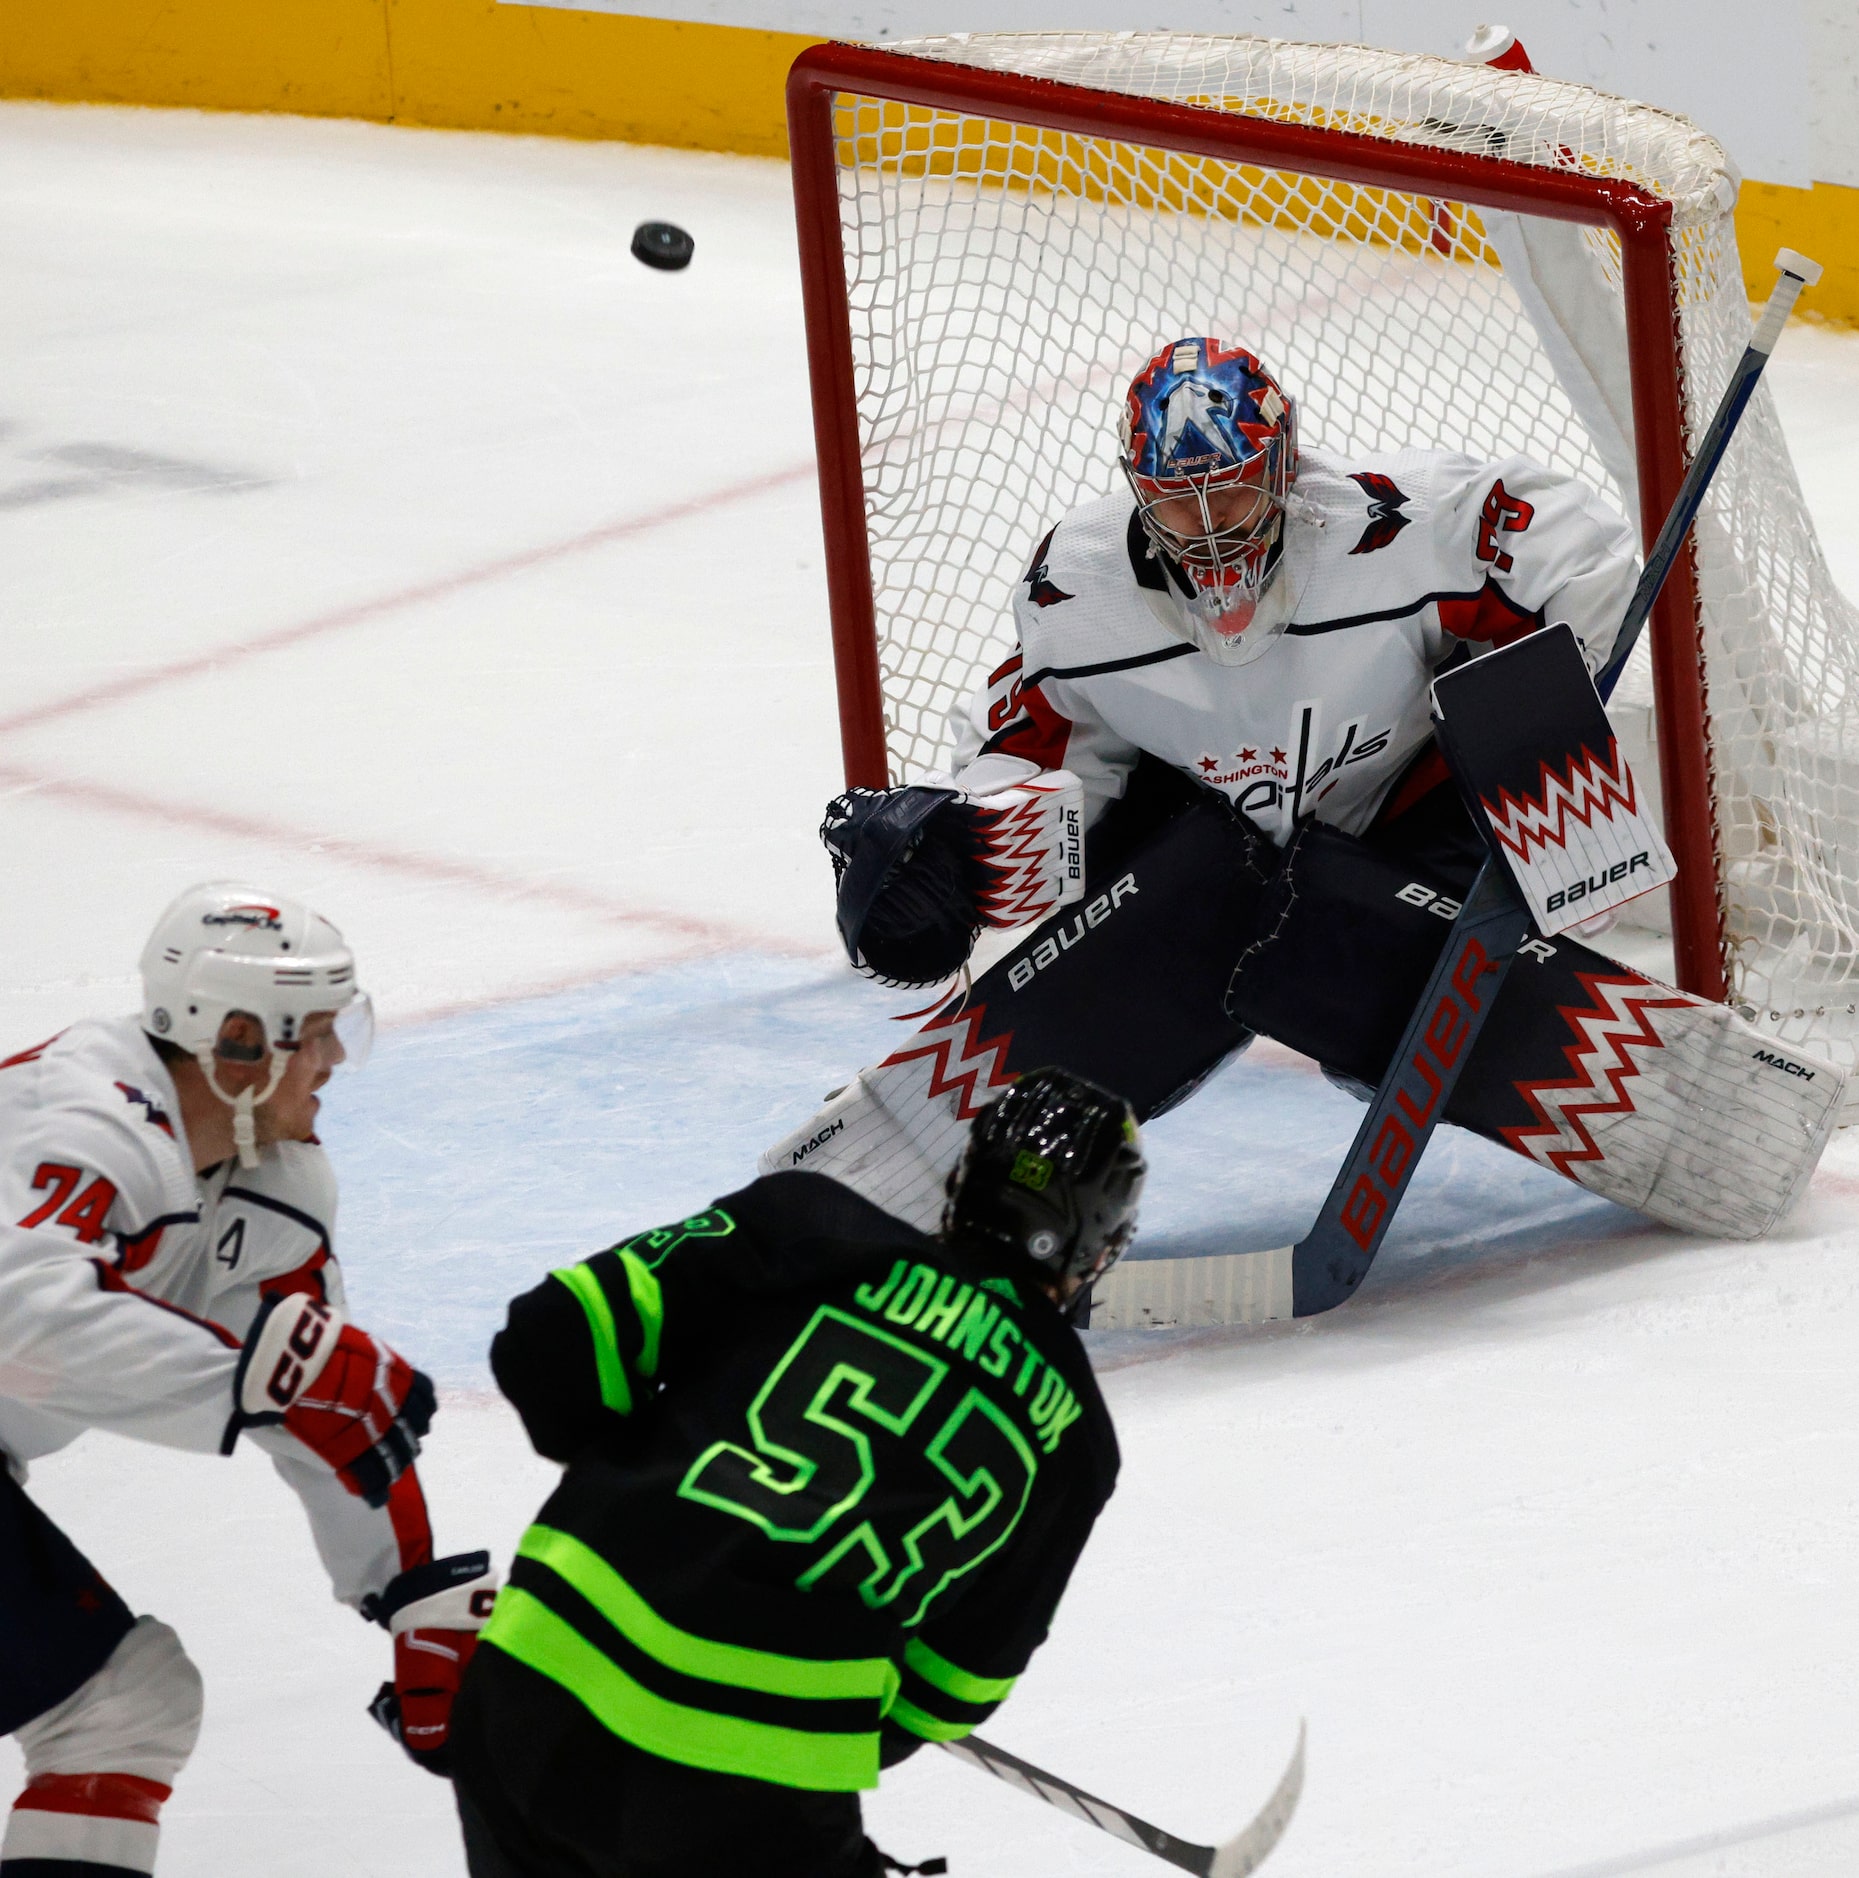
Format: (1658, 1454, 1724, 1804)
(1024, 527, 1074, 609)
(114, 1081, 176, 1139)
(1195, 703, 1393, 821)
(1347, 472, 1411, 555)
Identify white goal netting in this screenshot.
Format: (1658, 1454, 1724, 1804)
(824, 31, 1859, 1071)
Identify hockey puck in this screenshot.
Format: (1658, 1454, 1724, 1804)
(631, 221, 694, 271)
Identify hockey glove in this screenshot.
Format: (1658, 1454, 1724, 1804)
(223, 1293, 436, 1508)
(364, 1551, 498, 1777)
(822, 771, 1084, 987)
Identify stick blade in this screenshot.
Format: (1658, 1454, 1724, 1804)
(1204, 1722, 1306, 1878)
(1090, 1245, 1296, 1329)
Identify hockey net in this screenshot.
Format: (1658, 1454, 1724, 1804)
(789, 32, 1859, 1075)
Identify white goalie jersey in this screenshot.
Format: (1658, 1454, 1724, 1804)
(0, 1017, 431, 1606)
(952, 447, 1639, 843)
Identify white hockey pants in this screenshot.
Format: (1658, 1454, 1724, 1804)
(3, 1616, 203, 1876)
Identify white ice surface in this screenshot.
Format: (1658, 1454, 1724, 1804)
(5, 102, 1859, 1877)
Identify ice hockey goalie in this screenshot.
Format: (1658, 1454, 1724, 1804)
(772, 336, 1844, 1247)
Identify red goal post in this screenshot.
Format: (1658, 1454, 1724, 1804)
(786, 39, 1724, 1002)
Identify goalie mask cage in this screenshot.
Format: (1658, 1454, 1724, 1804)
(788, 33, 1859, 1072)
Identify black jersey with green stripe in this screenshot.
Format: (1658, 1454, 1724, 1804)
(483, 1170, 1118, 1791)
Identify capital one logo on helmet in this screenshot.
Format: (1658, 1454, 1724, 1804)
(203, 903, 283, 931)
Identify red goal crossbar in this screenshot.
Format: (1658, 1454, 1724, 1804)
(786, 41, 1726, 1003)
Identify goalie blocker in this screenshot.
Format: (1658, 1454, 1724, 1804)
(768, 784, 1844, 1247)
(1432, 622, 1675, 936)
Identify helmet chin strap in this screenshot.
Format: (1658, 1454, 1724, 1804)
(193, 1048, 289, 1169)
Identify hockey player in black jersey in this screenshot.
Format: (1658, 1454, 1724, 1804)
(451, 1068, 1141, 1878)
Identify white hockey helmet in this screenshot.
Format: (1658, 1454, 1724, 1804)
(140, 884, 373, 1162)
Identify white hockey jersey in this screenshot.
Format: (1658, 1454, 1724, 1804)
(952, 447, 1638, 844)
(0, 1017, 431, 1606)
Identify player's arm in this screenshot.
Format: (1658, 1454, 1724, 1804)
(0, 1215, 243, 1449)
(491, 1228, 686, 1462)
(1430, 454, 1638, 672)
(0, 1104, 247, 1447)
(818, 518, 1144, 988)
(882, 1466, 1112, 1763)
(492, 1177, 916, 1461)
(490, 1198, 778, 1461)
(950, 573, 1143, 828)
(231, 1200, 494, 1778)
(259, 1426, 496, 1777)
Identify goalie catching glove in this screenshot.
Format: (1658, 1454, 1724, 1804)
(823, 770, 1084, 985)
(222, 1292, 436, 1508)
(364, 1551, 500, 1776)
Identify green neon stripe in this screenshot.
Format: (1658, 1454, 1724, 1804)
(515, 1526, 896, 1704)
(620, 1249, 664, 1379)
(888, 1695, 975, 1743)
(903, 1638, 1016, 1707)
(482, 1588, 878, 1790)
(552, 1264, 631, 1415)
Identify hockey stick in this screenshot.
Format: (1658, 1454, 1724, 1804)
(1596, 247, 1823, 702)
(939, 1720, 1305, 1878)
(1093, 248, 1819, 1331)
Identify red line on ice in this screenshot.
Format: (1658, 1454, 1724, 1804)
(0, 761, 816, 963)
(0, 461, 815, 739)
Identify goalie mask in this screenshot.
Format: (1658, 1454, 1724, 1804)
(140, 882, 373, 1167)
(1120, 337, 1297, 666)
(945, 1068, 1146, 1284)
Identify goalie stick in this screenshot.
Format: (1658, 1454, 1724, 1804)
(939, 1721, 1305, 1878)
(1093, 248, 1821, 1331)
(1596, 247, 1824, 702)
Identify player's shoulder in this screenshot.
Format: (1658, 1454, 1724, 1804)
(1033, 490, 1144, 587)
(1293, 443, 1483, 527)
(1014, 492, 1186, 683)
(719, 1169, 932, 1262)
(1013, 491, 1181, 677)
(1275, 446, 1467, 619)
(0, 1017, 195, 1224)
(1305, 443, 1605, 518)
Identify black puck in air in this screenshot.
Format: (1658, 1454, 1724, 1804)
(632, 221, 694, 271)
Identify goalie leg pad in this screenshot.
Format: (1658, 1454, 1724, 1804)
(763, 795, 1271, 1227)
(1468, 977, 1843, 1236)
(1227, 824, 1847, 1238)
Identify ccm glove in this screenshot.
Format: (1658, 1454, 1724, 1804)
(223, 1293, 436, 1508)
(363, 1551, 499, 1776)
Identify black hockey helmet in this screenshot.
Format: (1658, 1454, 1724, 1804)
(944, 1068, 1146, 1283)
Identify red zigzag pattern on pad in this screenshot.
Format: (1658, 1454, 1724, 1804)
(1480, 735, 1638, 864)
(879, 1001, 1016, 1122)
(974, 795, 1062, 927)
(1503, 972, 1694, 1176)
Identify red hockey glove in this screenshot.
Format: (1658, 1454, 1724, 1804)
(223, 1294, 436, 1508)
(363, 1552, 498, 1776)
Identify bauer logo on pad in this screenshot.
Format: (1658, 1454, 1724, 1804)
(1432, 623, 1676, 937)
